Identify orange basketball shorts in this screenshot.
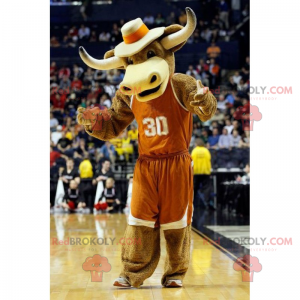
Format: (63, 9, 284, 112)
(129, 150, 194, 230)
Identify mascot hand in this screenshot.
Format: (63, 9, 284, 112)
(190, 80, 210, 109)
(77, 107, 92, 131)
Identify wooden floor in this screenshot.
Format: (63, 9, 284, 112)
(50, 214, 250, 300)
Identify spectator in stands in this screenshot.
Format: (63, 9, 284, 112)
(112, 70, 124, 84)
(209, 58, 220, 88)
(68, 26, 78, 42)
(73, 63, 84, 79)
(201, 28, 212, 42)
(89, 31, 97, 42)
(60, 158, 80, 191)
(74, 138, 89, 158)
(50, 112, 59, 131)
(99, 31, 111, 42)
(100, 141, 116, 162)
(233, 71, 242, 85)
(239, 128, 250, 148)
(61, 180, 86, 211)
(206, 41, 221, 59)
(224, 119, 234, 134)
(100, 94, 112, 108)
(218, 128, 232, 149)
(94, 159, 114, 186)
(196, 59, 209, 86)
(237, 78, 248, 92)
(61, 35, 73, 48)
(201, 129, 209, 144)
(94, 69, 107, 83)
(57, 131, 72, 154)
(103, 81, 116, 98)
(143, 13, 154, 26)
(192, 138, 212, 209)
(227, 76, 237, 91)
(179, 10, 187, 25)
(59, 74, 71, 91)
(232, 120, 243, 135)
(58, 65, 71, 79)
(78, 24, 90, 40)
(50, 36, 60, 48)
(209, 20, 220, 41)
(231, 129, 241, 148)
(208, 128, 220, 149)
(155, 13, 165, 26)
(51, 125, 63, 145)
(210, 108, 225, 124)
(50, 62, 58, 81)
(64, 93, 79, 117)
(50, 146, 61, 167)
(217, 94, 227, 112)
(79, 154, 94, 212)
(219, 0, 229, 29)
(186, 65, 199, 79)
(128, 124, 138, 155)
(166, 11, 176, 25)
(71, 76, 82, 92)
(236, 163, 250, 183)
(111, 23, 121, 42)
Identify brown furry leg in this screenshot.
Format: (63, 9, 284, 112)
(161, 224, 191, 286)
(119, 225, 160, 288)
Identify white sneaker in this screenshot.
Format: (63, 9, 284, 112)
(113, 277, 131, 287)
(164, 279, 183, 288)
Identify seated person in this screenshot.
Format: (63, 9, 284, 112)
(110, 130, 133, 161)
(61, 180, 86, 210)
(95, 178, 121, 213)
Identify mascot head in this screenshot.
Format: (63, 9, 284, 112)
(79, 7, 196, 102)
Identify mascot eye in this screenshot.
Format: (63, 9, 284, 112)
(127, 58, 133, 65)
(147, 51, 156, 59)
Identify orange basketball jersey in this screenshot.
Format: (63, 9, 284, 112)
(131, 79, 193, 156)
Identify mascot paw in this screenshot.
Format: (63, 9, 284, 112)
(77, 106, 111, 131)
(190, 80, 210, 107)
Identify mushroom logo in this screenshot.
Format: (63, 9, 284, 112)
(82, 254, 112, 282)
(233, 254, 262, 282)
(233, 103, 262, 131)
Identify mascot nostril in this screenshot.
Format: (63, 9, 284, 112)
(150, 75, 157, 83)
(77, 7, 217, 289)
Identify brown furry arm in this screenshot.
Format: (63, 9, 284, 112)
(77, 90, 135, 141)
(171, 73, 217, 122)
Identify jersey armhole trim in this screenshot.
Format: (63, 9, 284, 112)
(170, 76, 189, 112)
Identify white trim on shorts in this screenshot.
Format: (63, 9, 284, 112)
(128, 210, 156, 228)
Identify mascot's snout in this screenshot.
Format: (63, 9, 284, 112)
(120, 57, 169, 102)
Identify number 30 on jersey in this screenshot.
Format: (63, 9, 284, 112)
(142, 116, 169, 137)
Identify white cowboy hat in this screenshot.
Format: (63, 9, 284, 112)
(114, 18, 165, 57)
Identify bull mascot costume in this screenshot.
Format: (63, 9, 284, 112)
(77, 8, 217, 288)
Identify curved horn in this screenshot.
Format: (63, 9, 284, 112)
(79, 46, 124, 70)
(161, 7, 196, 50)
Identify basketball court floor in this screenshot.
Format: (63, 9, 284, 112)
(50, 214, 250, 299)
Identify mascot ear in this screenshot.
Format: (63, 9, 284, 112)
(160, 25, 186, 53)
(104, 49, 126, 69)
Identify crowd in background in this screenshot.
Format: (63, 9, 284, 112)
(50, 1, 249, 48)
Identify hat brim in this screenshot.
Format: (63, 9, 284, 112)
(114, 27, 165, 57)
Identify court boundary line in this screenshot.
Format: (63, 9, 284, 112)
(192, 227, 251, 272)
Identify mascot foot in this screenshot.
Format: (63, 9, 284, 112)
(113, 277, 143, 288)
(113, 277, 131, 288)
(164, 279, 183, 288)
